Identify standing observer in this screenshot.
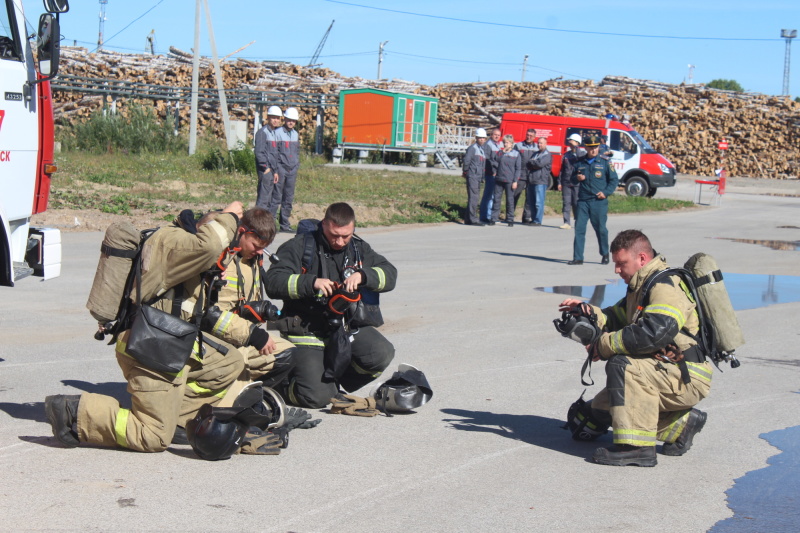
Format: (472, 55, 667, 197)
(490, 134, 521, 227)
(527, 137, 552, 226)
(559, 133, 584, 230)
(269, 107, 301, 233)
(568, 134, 618, 265)
(255, 106, 283, 210)
(462, 128, 488, 226)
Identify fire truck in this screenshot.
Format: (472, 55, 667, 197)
(0, 0, 68, 286)
(501, 113, 677, 197)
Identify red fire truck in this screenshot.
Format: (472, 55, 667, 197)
(501, 113, 676, 197)
(0, 0, 69, 286)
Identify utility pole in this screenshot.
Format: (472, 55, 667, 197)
(97, 0, 108, 51)
(781, 29, 796, 96)
(189, 0, 201, 155)
(146, 30, 155, 55)
(377, 40, 388, 80)
(521, 55, 528, 82)
(687, 64, 695, 85)
(188, 0, 234, 154)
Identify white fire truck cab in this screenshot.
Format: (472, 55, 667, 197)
(0, 0, 68, 286)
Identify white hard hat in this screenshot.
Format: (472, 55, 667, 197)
(267, 105, 282, 117)
(567, 133, 582, 144)
(284, 107, 299, 121)
(475, 128, 487, 138)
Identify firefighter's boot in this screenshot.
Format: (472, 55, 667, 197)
(592, 444, 657, 467)
(45, 395, 81, 448)
(661, 409, 707, 456)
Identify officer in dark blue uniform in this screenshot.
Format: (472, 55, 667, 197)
(568, 135, 619, 265)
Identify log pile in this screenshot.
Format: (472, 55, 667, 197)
(55, 47, 800, 178)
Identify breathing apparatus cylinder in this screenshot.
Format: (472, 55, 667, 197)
(683, 253, 744, 354)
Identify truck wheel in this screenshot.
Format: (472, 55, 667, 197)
(548, 174, 554, 190)
(624, 176, 649, 197)
(646, 187, 658, 197)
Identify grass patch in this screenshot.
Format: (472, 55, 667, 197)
(49, 150, 694, 226)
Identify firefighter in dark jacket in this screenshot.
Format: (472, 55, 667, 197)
(569, 134, 619, 265)
(559, 230, 712, 467)
(265, 202, 397, 408)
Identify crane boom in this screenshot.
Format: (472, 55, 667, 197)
(308, 20, 334, 67)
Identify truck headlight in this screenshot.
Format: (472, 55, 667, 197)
(658, 163, 672, 174)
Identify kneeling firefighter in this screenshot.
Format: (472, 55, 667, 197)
(45, 203, 319, 456)
(555, 229, 728, 467)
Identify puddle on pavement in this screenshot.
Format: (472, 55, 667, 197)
(719, 238, 799, 251)
(708, 425, 800, 532)
(536, 273, 800, 311)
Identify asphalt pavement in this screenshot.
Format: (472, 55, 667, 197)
(1, 176, 798, 532)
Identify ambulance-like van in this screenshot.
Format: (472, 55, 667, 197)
(501, 113, 676, 197)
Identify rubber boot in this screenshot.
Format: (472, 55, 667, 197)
(592, 444, 657, 467)
(661, 409, 707, 456)
(44, 395, 81, 448)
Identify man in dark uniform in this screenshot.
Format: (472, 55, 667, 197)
(514, 129, 538, 225)
(568, 134, 619, 265)
(265, 202, 397, 408)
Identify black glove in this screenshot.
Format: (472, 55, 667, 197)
(285, 407, 322, 430)
(247, 326, 270, 350)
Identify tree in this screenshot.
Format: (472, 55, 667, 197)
(795, 96, 800, 103)
(706, 79, 744, 92)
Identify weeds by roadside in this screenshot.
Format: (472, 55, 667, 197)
(49, 149, 694, 226)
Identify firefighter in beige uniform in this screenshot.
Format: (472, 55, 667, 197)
(560, 229, 712, 467)
(46, 203, 248, 453)
(200, 208, 296, 393)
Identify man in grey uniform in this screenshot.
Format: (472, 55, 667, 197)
(269, 107, 301, 232)
(255, 105, 283, 210)
(462, 128, 487, 226)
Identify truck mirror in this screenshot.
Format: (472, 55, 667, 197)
(36, 14, 60, 78)
(42, 0, 69, 14)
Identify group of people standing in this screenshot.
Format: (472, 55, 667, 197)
(462, 128, 552, 227)
(255, 105, 301, 233)
(464, 128, 619, 266)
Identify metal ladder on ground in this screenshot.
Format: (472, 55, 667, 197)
(435, 149, 456, 169)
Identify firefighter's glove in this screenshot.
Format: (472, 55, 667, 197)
(329, 394, 379, 417)
(573, 302, 595, 319)
(654, 343, 684, 363)
(285, 407, 322, 430)
(238, 429, 281, 455)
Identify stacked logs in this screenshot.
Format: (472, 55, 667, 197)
(54, 47, 800, 178)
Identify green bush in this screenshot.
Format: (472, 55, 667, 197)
(60, 104, 187, 154)
(706, 79, 744, 92)
(198, 142, 255, 174)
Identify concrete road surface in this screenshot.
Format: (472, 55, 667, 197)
(1, 176, 798, 532)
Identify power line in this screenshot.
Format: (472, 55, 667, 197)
(388, 51, 591, 80)
(324, 0, 782, 42)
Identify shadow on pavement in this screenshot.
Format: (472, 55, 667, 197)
(482, 251, 571, 264)
(441, 408, 606, 459)
(0, 401, 48, 423)
(61, 379, 128, 402)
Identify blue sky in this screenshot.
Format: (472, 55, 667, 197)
(21, 0, 800, 97)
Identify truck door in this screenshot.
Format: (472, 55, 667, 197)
(0, 2, 39, 228)
(609, 130, 640, 176)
